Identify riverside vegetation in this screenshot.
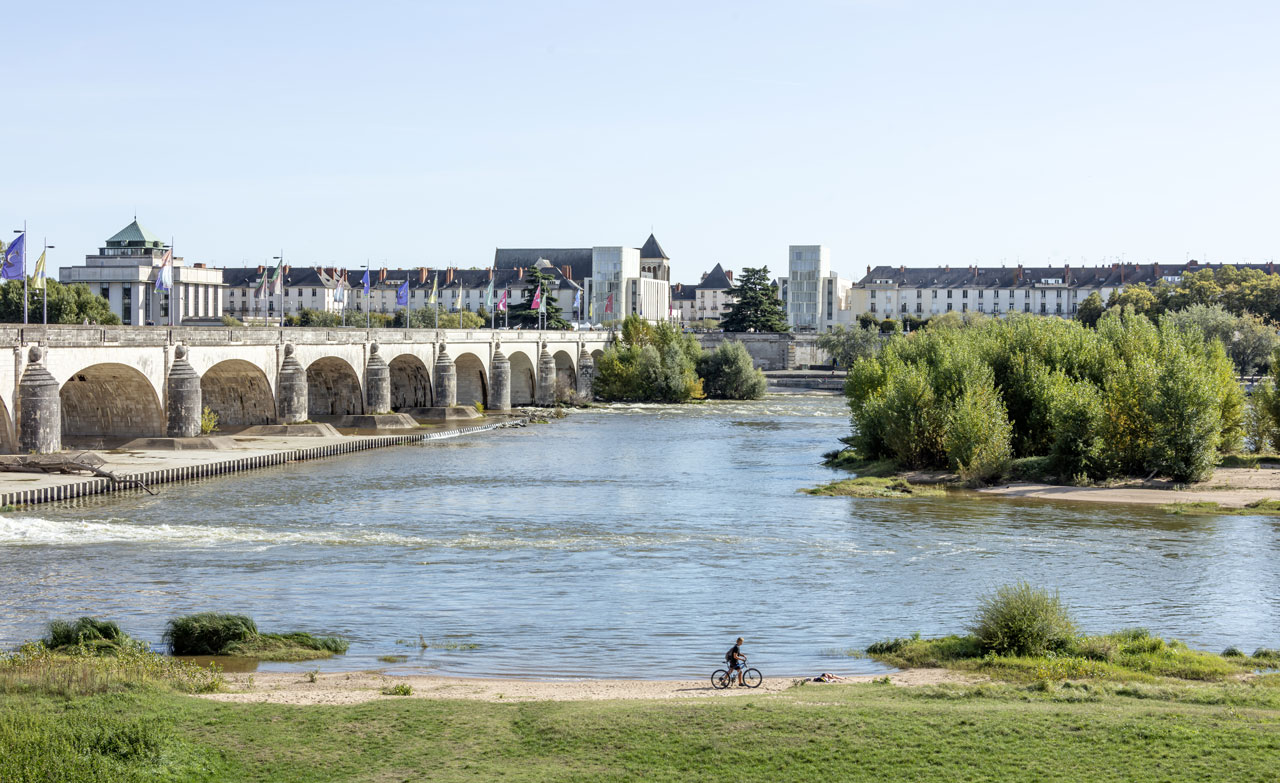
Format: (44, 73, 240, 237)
(831, 309, 1248, 487)
(4, 593, 1279, 781)
(592, 314, 767, 403)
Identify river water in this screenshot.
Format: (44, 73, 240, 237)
(1, 392, 1277, 679)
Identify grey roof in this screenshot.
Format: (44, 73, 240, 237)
(106, 219, 163, 247)
(696, 263, 732, 290)
(639, 233, 668, 260)
(670, 284, 696, 301)
(220, 265, 580, 292)
(494, 248, 594, 282)
(856, 262, 1275, 289)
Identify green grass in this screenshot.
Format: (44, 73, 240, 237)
(1160, 499, 1280, 516)
(43, 618, 132, 655)
(864, 628, 1280, 684)
(820, 449, 897, 476)
(4, 679, 1280, 781)
(801, 476, 945, 498)
(1218, 453, 1280, 469)
(164, 614, 348, 661)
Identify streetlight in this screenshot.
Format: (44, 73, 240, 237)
(41, 242, 53, 325)
(13, 227, 27, 325)
(272, 252, 284, 328)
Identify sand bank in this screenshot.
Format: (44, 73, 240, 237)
(200, 668, 980, 706)
(977, 467, 1280, 508)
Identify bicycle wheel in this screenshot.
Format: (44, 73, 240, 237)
(742, 668, 762, 688)
(711, 669, 730, 689)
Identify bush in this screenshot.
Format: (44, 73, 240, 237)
(942, 378, 1012, 485)
(163, 613, 258, 655)
(43, 618, 130, 654)
(1147, 329, 1223, 482)
(698, 341, 767, 400)
(593, 316, 704, 403)
(969, 582, 1078, 657)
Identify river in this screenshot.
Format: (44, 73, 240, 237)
(1, 392, 1277, 679)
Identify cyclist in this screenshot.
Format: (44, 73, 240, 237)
(724, 637, 747, 686)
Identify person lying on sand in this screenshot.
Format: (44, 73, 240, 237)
(810, 672, 847, 683)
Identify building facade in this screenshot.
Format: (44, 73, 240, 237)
(60, 220, 224, 325)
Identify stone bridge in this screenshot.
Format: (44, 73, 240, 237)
(0, 326, 612, 454)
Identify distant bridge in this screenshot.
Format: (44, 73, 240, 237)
(0, 326, 611, 453)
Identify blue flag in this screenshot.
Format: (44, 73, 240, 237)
(362, 269, 371, 296)
(396, 279, 409, 306)
(2, 233, 25, 281)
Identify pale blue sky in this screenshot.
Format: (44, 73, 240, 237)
(3, 1, 1278, 282)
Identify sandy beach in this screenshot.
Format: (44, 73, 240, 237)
(976, 466, 1280, 508)
(200, 668, 980, 706)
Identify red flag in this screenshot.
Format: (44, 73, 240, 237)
(498, 289, 508, 312)
(605, 293, 614, 314)
(531, 285, 542, 310)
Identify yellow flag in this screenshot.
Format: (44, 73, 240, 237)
(428, 275, 438, 304)
(31, 251, 46, 290)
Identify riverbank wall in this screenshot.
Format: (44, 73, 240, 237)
(0, 418, 523, 508)
(696, 333, 828, 370)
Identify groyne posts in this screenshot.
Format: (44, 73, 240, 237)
(18, 347, 60, 454)
(166, 345, 202, 438)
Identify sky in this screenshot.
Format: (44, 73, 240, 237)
(3, 0, 1278, 283)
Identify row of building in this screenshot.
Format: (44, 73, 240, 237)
(54, 221, 1266, 330)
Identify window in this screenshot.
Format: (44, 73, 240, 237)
(977, 289, 983, 299)
(916, 303, 922, 313)
(962, 303, 968, 312)
(1040, 303, 1046, 313)
(932, 290, 937, 299)
(870, 303, 877, 313)
(916, 290, 922, 299)
(870, 289, 876, 299)
(962, 289, 968, 299)
(946, 290, 952, 299)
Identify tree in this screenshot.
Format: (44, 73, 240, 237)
(593, 315, 704, 402)
(507, 268, 571, 330)
(1106, 284, 1157, 317)
(1164, 303, 1280, 375)
(0, 279, 120, 324)
(720, 267, 788, 333)
(1076, 291, 1105, 328)
(816, 324, 880, 369)
(698, 341, 767, 400)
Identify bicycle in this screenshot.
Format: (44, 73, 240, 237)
(711, 657, 762, 689)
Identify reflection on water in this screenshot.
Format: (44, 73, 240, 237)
(1, 392, 1278, 679)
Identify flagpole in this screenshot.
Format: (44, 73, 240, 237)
(42, 237, 48, 325)
(22, 220, 27, 325)
(170, 236, 176, 327)
(365, 259, 371, 328)
(277, 249, 284, 328)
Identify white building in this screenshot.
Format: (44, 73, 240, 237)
(60, 220, 224, 325)
(781, 245, 856, 332)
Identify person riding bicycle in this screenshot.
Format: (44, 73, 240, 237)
(724, 637, 747, 686)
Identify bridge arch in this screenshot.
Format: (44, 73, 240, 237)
(455, 352, 487, 409)
(591, 349, 604, 363)
(389, 354, 433, 409)
(60, 363, 164, 444)
(306, 356, 364, 418)
(509, 351, 536, 405)
(552, 350, 576, 394)
(201, 360, 275, 428)
(0, 396, 14, 454)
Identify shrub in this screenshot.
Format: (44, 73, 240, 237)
(1050, 376, 1107, 480)
(969, 582, 1078, 657)
(200, 405, 219, 435)
(1147, 329, 1223, 482)
(943, 378, 1013, 485)
(382, 683, 413, 696)
(163, 613, 258, 655)
(593, 316, 704, 402)
(44, 617, 130, 654)
(698, 341, 767, 400)
(1222, 646, 1245, 658)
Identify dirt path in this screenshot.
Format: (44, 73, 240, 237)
(979, 467, 1280, 508)
(199, 668, 981, 706)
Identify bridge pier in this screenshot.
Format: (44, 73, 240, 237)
(166, 346, 202, 438)
(576, 345, 595, 401)
(365, 343, 391, 414)
(18, 347, 61, 454)
(536, 344, 556, 406)
(490, 344, 511, 411)
(434, 344, 457, 407)
(276, 344, 308, 423)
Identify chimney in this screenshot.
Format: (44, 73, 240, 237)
(257, 265, 264, 274)
(866, 265, 871, 275)
(1064, 263, 1070, 283)
(725, 270, 733, 283)
(972, 266, 978, 279)
(944, 264, 950, 272)
(488, 267, 494, 280)
(900, 265, 906, 274)
(419, 267, 427, 284)
(282, 265, 290, 276)
(447, 267, 455, 285)
(561, 265, 571, 280)
(700, 272, 708, 283)
(1188, 258, 1198, 267)
(193, 263, 205, 269)
(1016, 264, 1023, 282)
(1153, 262, 1160, 279)
(1269, 262, 1274, 275)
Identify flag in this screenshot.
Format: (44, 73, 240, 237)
(154, 249, 174, 292)
(428, 275, 438, 304)
(334, 278, 346, 304)
(2, 233, 25, 281)
(31, 250, 46, 290)
(498, 289, 508, 312)
(573, 289, 581, 310)
(485, 278, 494, 309)
(362, 268, 371, 296)
(531, 285, 542, 310)
(588, 298, 594, 318)
(605, 293, 614, 314)
(396, 279, 409, 306)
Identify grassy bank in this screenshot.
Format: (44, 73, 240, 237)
(4, 678, 1280, 782)
(164, 613, 348, 662)
(801, 476, 945, 498)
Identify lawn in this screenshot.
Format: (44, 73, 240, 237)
(4, 678, 1280, 782)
